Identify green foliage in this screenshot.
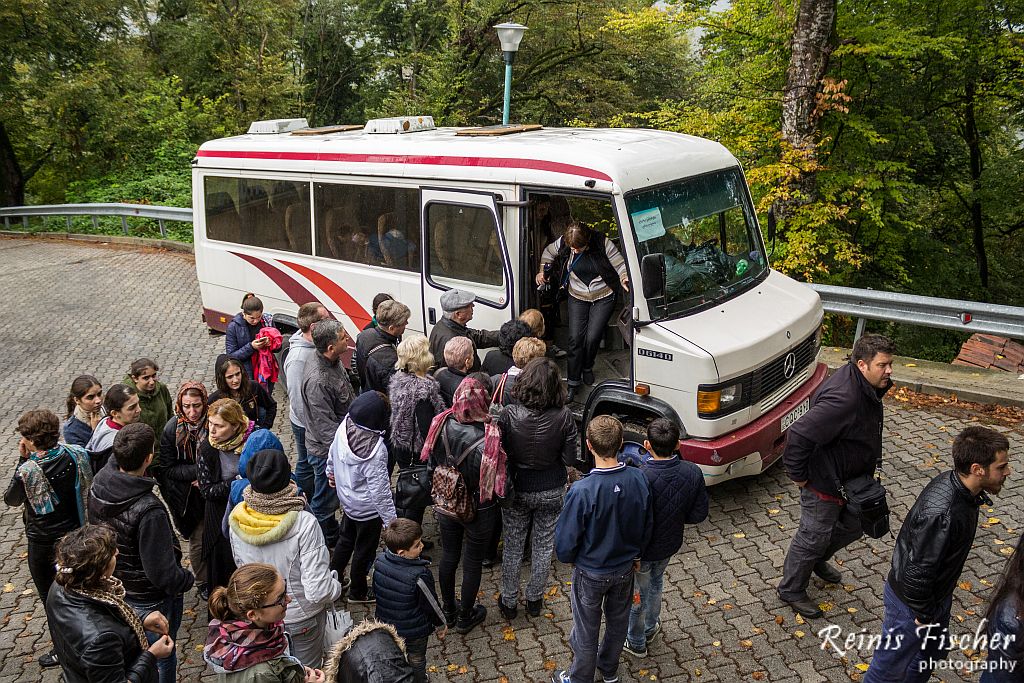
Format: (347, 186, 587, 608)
(2, 0, 1022, 364)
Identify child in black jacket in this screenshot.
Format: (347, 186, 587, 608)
(372, 519, 446, 683)
(624, 418, 709, 658)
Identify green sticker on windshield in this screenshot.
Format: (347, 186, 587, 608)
(631, 208, 666, 242)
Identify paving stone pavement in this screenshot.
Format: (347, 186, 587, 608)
(0, 236, 1021, 683)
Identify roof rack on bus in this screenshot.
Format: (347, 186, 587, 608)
(363, 116, 436, 134)
(247, 118, 310, 134)
(456, 124, 543, 136)
(291, 124, 363, 136)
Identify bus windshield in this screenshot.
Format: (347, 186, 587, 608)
(627, 167, 768, 319)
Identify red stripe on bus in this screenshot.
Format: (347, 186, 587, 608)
(195, 149, 614, 182)
(276, 259, 372, 330)
(230, 252, 325, 309)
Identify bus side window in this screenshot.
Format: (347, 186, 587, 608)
(205, 184, 240, 244)
(314, 182, 420, 273)
(427, 203, 502, 286)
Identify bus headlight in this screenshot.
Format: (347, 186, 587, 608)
(697, 382, 744, 417)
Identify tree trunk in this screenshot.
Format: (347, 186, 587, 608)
(0, 121, 25, 207)
(963, 79, 988, 291)
(779, 0, 837, 214)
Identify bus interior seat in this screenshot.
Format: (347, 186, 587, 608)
(284, 202, 312, 253)
(206, 192, 240, 243)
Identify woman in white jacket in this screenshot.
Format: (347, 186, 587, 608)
(326, 391, 397, 604)
(228, 448, 343, 668)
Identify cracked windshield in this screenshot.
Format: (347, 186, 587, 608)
(628, 168, 767, 318)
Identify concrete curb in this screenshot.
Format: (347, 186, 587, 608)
(818, 347, 1024, 409)
(0, 230, 193, 254)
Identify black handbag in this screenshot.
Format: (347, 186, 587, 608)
(395, 465, 432, 515)
(839, 473, 890, 539)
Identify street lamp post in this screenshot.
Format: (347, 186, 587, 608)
(494, 22, 527, 126)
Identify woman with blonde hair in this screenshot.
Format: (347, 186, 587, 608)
(197, 398, 255, 589)
(45, 524, 173, 682)
(205, 563, 324, 682)
(388, 335, 445, 527)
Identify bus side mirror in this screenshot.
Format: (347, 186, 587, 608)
(641, 253, 666, 300)
(767, 207, 777, 242)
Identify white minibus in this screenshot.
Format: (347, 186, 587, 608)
(192, 116, 827, 483)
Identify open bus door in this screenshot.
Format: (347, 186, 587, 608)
(420, 188, 515, 344)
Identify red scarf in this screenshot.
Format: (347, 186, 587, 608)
(203, 619, 289, 672)
(420, 377, 507, 501)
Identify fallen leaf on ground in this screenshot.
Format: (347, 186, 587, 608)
(774, 615, 785, 625)
(740, 639, 753, 648)
(855, 663, 869, 672)
(2, 584, 13, 593)
(502, 627, 516, 641)
(959, 581, 972, 591)
(543, 660, 557, 671)
(733, 532, 746, 539)
(752, 673, 766, 681)
(794, 630, 805, 638)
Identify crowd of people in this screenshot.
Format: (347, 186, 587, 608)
(5, 283, 1021, 682)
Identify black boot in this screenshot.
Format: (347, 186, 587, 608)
(455, 604, 487, 634)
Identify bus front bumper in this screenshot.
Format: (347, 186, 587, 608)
(680, 362, 828, 485)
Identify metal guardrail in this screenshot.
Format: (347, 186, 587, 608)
(0, 203, 193, 238)
(809, 284, 1024, 340)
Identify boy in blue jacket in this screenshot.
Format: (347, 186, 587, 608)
(373, 518, 447, 683)
(552, 415, 652, 683)
(624, 418, 709, 657)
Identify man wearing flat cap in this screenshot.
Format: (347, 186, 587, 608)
(428, 289, 501, 371)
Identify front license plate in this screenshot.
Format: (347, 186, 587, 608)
(781, 398, 810, 432)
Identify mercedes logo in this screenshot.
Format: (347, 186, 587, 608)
(783, 352, 797, 379)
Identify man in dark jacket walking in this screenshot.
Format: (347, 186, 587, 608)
(427, 289, 500, 371)
(88, 423, 194, 683)
(300, 318, 355, 546)
(354, 299, 410, 394)
(623, 418, 709, 658)
(864, 426, 1011, 682)
(778, 333, 895, 618)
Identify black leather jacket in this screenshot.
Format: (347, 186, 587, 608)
(888, 470, 990, 623)
(5, 451, 83, 543)
(498, 404, 577, 491)
(45, 583, 157, 683)
(327, 622, 415, 683)
(427, 419, 494, 509)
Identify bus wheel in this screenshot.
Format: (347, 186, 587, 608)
(620, 418, 650, 465)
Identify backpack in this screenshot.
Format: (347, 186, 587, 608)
(431, 424, 484, 524)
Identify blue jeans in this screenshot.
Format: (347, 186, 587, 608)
(863, 582, 953, 683)
(310, 454, 339, 545)
(127, 594, 183, 683)
(568, 565, 634, 683)
(626, 557, 671, 649)
(291, 422, 315, 501)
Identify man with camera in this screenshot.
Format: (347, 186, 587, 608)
(778, 333, 896, 619)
